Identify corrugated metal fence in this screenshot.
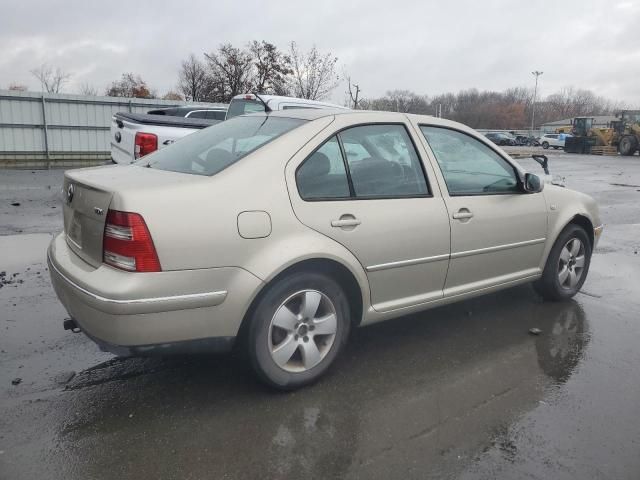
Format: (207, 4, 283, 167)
(0, 90, 213, 168)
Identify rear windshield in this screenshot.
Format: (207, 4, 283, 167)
(226, 99, 267, 119)
(142, 116, 305, 176)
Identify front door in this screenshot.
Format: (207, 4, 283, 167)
(287, 115, 451, 312)
(418, 125, 547, 296)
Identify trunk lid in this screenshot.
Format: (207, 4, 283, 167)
(63, 173, 113, 267)
(62, 164, 209, 268)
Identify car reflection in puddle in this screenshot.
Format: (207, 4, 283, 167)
(56, 286, 588, 480)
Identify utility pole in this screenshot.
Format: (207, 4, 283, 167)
(531, 71, 543, 135)
(352, 83, 360, 109)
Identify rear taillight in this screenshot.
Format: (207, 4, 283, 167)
(134, 132, 157, 159)
(103, 210, 161, 272)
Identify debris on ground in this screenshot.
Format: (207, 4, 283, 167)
(54, 371, 76, 385)
(10, 202, 21, 206)
(529, 328, 542, 335)
(11, 378, 22, 386)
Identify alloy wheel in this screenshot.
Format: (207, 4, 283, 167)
(268, 290, 338, 373)
(558, 238, 585, 289)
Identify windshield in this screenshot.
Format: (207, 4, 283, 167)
(142, 116, 305, 176)
(226, 99, 267, 120)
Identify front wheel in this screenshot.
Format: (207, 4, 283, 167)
(246, 272, 351, 389)
(542, 141, 550, 149)
(619, 135, 638, 156)
(534, 224, 592, 301)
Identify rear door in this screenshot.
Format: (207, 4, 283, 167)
(286, 113, 451, 312)
(416, 124, 547, 296)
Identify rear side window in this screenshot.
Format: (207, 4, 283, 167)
(296, 124, 429, 200)
(341, 125, 428, 198)
(297, 137, 350, 199)
(144, 116, 305, 176)
(186, 110, 208, 119)
(207, 110, 226, 120)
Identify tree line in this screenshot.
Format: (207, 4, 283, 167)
(5, 41, 629, 128)
(360, 87, 625, 129)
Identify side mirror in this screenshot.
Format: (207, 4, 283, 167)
(524, 173, 544, 193)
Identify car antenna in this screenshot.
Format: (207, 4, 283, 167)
(253, 93, 272, 113)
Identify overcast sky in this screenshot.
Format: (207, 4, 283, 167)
(1, 0, 639, 105)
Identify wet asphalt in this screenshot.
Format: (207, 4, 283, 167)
(1, 154, 639, 479)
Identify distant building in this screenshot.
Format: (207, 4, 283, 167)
(540, 115, 617, 133)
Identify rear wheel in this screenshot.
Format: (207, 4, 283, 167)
(246, 272, 350, 389)
(534, 224, 592, 301)
(542, 141, 550, 149)
(619, 135, 638, 156)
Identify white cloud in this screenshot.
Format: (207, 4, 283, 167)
(1, 0, 639, 105)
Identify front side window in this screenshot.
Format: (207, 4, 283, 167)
(144, 116, 305, 176)
(420, 126, 520, 195)
(341, 124, 428, 198)
(297, 137, 350, 199)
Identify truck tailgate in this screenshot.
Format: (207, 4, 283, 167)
(110, 113, 218, 165)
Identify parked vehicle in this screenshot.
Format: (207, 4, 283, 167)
(147, 105, 227, 120)
(485, 132, 516, 146)
(110, 112, 221, 164)
(541, 133, 571, 150)
(514, 134, 539, 146)
(225, 93, 349, 120)
(50, 110, 602, 389)
(111, 95, 346, 164)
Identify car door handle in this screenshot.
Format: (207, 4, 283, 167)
(331, 216, 361, 228)
(452, 209, 474, 220)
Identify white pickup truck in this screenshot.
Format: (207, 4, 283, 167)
(110, 112, 221, 164)
(110, 95, 349, 164)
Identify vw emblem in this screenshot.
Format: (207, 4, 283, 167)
(66, 184, 75, 204)
(115, 131, 122, 143)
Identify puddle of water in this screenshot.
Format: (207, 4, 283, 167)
(0, 233, 53, 271)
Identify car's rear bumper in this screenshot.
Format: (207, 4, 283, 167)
(48, 233, 263, 350)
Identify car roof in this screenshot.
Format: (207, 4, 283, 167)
(243, 109, 484, 134)
(230, 94, 348, 110)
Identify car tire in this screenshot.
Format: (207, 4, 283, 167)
(534, 224, 592, 301)
(542, 141, 549, 149)
(246, 271, 351, 390)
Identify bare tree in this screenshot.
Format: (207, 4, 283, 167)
(345, 75, 361, 109)
(249, 41, 292, 95)
(106, 73, 155, 98)
(204, 44, 254, 102)
(79, 83, 98, 96)
(30, 64, 71, 93)
(178, 54, 209, 102)
(289, 42, 339, 100)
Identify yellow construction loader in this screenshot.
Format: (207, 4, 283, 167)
(611, 110, 640, 156)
